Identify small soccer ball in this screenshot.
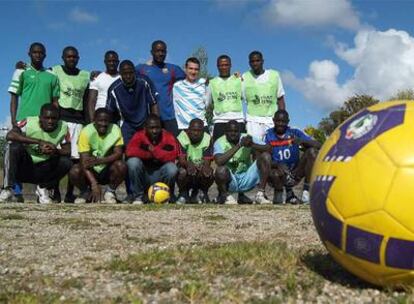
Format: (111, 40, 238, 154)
(148, 182, 170, 204)
(311, 100, 414, 287)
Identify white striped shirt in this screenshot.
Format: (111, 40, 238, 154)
(173, 78, 207, 129)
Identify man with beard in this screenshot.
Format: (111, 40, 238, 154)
(136, 40, 186, 136)
(265, 110, 320, 204)
(176, 118, 213, 204)
(0, 104, 71, 204)
(214, 120, 272, 205)
(69, 108, 126, 204)
(126, 114, 180, 205)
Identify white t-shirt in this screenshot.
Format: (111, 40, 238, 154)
(89, 72, 120, 109)
(173, 78, 207, 129)
(242, 69, 285, 124)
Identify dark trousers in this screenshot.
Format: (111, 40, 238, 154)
(3, 142, 72, 189)
(162, 119, 179, 137)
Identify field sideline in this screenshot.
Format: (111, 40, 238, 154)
(0, 203, 412, 303)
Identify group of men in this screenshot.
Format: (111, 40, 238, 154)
(0, 40, 320, 205)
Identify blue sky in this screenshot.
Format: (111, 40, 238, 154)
(1, 0, 414, 129)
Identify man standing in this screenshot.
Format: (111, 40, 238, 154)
(88, 50, 120, 120)
(207, 55, 245, 141)
(0, 104, 72, 204)
(243, 51, 286, 140)
(265, 110, 320, 204)
(69, 108, 127, 204)
(136, 40, 186, 136)
(173, 57, 207, 131)
(177, 118, 214, 204)
(7, 42, 60, 202)
(107, 60, 159, 146)
(214, 120, 272, 205)
(126, 114, 180, 204)
(51, 46, 90, 202)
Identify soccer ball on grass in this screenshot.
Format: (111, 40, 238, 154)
(148, 182, 170, 204)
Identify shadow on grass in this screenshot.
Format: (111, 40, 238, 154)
(301, 250, 377, 290)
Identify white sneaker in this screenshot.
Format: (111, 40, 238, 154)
(36, 186, 52, 204)
(74, 197, 86, 204)
(0, 189, 14, 203)
(103, 191, 117, 204)
(224, 194, 238, 205)
(176, 196, 187, 205)
(132, 198, 144, 205)
(301, 190, 310, 204)
(255, 191, 272, 205)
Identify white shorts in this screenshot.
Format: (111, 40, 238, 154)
(67, 122, 83, 159)
(246, 121, 273, 141)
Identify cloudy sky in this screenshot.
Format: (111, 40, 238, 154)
(1, 0, 414, 129)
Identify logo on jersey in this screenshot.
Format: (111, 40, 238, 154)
(345, 114, 378, 140)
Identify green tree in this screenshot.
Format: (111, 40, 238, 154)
(304, 126, 326, 144)
(388, 89, 414, 101)
(318, 94, 379, 136)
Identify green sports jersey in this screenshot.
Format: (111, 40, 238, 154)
(243, 70, 279, 117)
(25, 116, 68, 164)
(214, 134, 252, 174)
(13, 66, 60, 121)
(52, 65, 89, 111)
(177, 131, 211, 165)
(209, 75, 243, 114)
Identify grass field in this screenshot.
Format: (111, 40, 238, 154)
(0, 203, 413, 303)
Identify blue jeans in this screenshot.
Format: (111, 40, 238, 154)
(127, 157, 178, 199)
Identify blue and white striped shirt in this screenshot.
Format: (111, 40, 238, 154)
(173, 78, 207, 130)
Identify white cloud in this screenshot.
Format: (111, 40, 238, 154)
(284, 29, 414, 110)
(69, 7, 98, 24)
(263, 0, 361, 31)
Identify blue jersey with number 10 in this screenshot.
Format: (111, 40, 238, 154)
(265, 127, 312, 169)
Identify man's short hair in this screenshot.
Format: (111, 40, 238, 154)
(217, 54, 231, 64)
(119, 60, 135, 70)
(249, 50, 263, 60)
(226, 120, 240, 131)
(151, 40, 167, 50)
(189, 118, 204, 128)
(274, 109, 289, 120)
(40, 103, 59, 117)
(29, 42, 45, 52)
(62, 46, 78, 57)
(145, 113, 161, 125)
(185, 57, 200, 67)
(95, 108, 111, 119)
(104, 50, 119, 59)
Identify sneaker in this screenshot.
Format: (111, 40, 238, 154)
(36, 186, 52, 204)
(301, 190, 310, 204)
(74, 190, 90, 204)
(176, 195, 187, 205)
(64, 193, 76, 204)
(132, 197, 144, 205)
(286, 193, 300, 205)
(103, 191, 117, 204)
(255, 191, 272, 205)
(0, 188, 14, 203)
(198, 192, 210, 204)
(238, 192, 253, 204)
(50, 188, 61, 203)
(273, 190, 284, 205)
(224, 194, 238, 205)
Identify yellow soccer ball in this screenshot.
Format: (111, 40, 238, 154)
(148, 182, 170, 204)
(311, 100, 414, 287)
